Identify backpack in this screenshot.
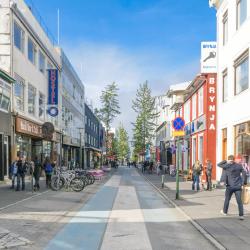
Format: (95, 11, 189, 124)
(45, 163, 53, 173)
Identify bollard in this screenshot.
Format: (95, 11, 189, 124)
(161, 174, 164, 188)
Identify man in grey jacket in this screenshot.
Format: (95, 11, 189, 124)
(218, 155, 247, 220)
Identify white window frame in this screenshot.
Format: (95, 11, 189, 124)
(28, 37, 36, 65)
(39, 50, 45, 74)
(222, 69, 228, 102)
(198, 133, 204, 165)
(236, 0, 247, 30)
(192, 136, 197, 166)
(14, 73, 25, 112)
(14, 21, 25, 53)
(222, 11, 228, 46)
(198, 87, 204, 116)
(192, 94, 197, 120)
(184, 100, 190, 124)
(28, 83, 36, 116)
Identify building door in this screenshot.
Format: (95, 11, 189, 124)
(222, 128, 227, 160)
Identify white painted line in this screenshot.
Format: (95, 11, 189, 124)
(141, 173, 226, 250)
(0, 190, 49, 212)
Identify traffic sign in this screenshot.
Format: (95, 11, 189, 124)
(173, 131, 185, 137)
(172, 117, 185, 131)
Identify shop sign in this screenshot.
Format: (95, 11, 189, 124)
(16, 117, 43, 138)
(48, 69, 58, 105)
(191, 115, 206, 134)
(207, 76, 216, 131)
(201, 42, 217, 73)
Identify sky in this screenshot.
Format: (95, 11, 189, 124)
(27, 0, 216, 138)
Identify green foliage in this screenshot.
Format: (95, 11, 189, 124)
(132, 81, 159, 155)
(117, 124, 129, 162)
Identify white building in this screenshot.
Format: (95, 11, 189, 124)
(210, 0, 250, 179)
(0, 0, 61, 164)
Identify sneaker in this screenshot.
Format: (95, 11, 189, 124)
(220, 210, 227, 216)
(239, 216, 244, 220)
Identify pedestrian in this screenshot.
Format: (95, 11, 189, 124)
(241, 156, 250, 184)
(10, 158, 18, 189)
(33, 156, 42, 191)
(149, 161, 154, 174)
(16, 156, 27, 191)
(218, 155, 247, 220)
(43, 157, 53, 188)
(192, 160, 202, 191)
(205, 159, 213, 191)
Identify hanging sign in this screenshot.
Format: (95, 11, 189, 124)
(48, 69, 58, 105)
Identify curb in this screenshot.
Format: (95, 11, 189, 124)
(141, 173, 226, 250)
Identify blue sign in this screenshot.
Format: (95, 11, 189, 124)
(48, 69, 58, 105)
(172, 117, 185, 131)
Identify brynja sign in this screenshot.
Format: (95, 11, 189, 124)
(207, 76, 216, 131)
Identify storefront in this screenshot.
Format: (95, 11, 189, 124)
(15, 116, 60, 164)
(0, 70, 15, 180)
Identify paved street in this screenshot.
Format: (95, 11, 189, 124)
(46, 166, 215, 250)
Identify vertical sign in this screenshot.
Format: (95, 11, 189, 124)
(201, 42, 217, 73)
(48, 69, 58, 105)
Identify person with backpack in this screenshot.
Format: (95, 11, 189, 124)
(33, 156, 42, 191)
(16, 156, 27, 191)
(192, 160, 203, 191)
(43, 157, 53, 188)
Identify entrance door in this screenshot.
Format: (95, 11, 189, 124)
(4, 136, 9, 177)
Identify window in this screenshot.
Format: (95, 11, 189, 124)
(223, 11, 228, 45)
(14, 73, 25, 111)
(237, 0, 247, 30)
(198, 135, 204, 164)
(235, 122, 250, 161)
(28, 84, 36, 115)
(235, 51, 249, 95)
(198, 87, 204, 116)
(192, 94, 197, 120)
(28, 38, 36, 65)
(0, 81, 11, 112)
(223, 70, 228, 102)
(192, 137, 197, 165)
(39, 51, 45, 73)
(14, 21, 24, 52)
(39, 92, 45, 119)
(222, 128, 227, 160)
(184, 100, 190, 123)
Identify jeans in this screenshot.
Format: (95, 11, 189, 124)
(16, 173, 25, 191)
(46, 174, 52, 188)
(11, 174, 17, 188)
(192, 175, 200, 191)
(223, 187, 243, 216)
(206, 174, 212, 190)
(34, 174, 40, 190)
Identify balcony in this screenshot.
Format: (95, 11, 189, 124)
(170, 95, 184, 111)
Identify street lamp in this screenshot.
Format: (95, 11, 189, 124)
(78, 127, 84, 169)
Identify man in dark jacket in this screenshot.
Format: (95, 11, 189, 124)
(16, 156, 27, 191)
(218, 155, 247, 220)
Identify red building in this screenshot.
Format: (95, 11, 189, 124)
(175, 73, 217, 180)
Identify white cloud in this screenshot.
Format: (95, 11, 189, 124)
(63, 41, 200, 138)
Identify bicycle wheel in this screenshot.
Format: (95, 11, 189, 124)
(89, 174, 95, 184)
(70, 177, 84, 192)
(51, 176, 64, 191)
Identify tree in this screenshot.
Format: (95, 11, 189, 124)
(96, 82, 121, 155)
(117, 124, 129, 164)
(132, 81, 159, 158)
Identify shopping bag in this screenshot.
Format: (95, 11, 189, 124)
(241, 186, 250, 205)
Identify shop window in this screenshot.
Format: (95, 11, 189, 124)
(14, 73, 25, 111)
(28, 37, 36, 65)
(28, 84, 36, 115)
(39, 51, 45, 73)
(14, 21, 25, 53)
(223, 11, 228, 45)
(235, 51, 249, 95)
(39, 92, 45, 119)
(236, 0, 247, 30)
(222, 69, 228, 102)
(198, 135, 204, 164)
(198, 87, 204, 116)
(235, 121, 250, 158)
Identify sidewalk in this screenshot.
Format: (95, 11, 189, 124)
(143, 172, 250, 250)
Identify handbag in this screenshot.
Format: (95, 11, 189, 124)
(241, 186, 250, 205)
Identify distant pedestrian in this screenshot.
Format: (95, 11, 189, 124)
(43, 157, 53, 188)
(192, 160, 202, 191)
(218, 155, 247, 220)
(16, 156, 27, 191)
(10, 158, 18, 189)
(33, 156, 42, 191)
(205, 159, 213, 191)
